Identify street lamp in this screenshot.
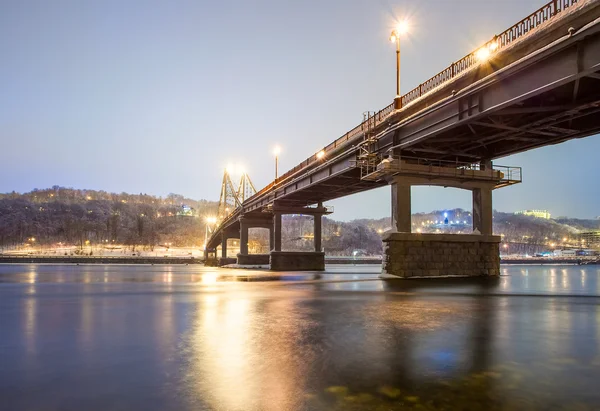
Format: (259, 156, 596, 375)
(204, 216, 217, 248)
(273, 146, 281, 180)
(390, 20, 409, 110)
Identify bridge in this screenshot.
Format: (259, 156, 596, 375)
(205, 0, 600, 277)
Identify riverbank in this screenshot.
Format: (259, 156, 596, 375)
(0, 255, 200, 264)
(1, 255, 598, 266)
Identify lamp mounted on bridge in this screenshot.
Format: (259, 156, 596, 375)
(273, 146, 281, 180)
(204, 216, 217, 249)
(475, 37, 499, 62)
(390, 20, 409, 110)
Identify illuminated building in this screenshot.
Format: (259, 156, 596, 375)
(580, 231, 600, 247)
(514, 209, 551, 219)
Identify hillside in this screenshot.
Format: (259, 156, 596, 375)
(0, 187, 597, 256)
(0, 186, 218, 249)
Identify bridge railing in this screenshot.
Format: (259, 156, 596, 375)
(401, 0, 579, 107)
(242, 0, 575, 208)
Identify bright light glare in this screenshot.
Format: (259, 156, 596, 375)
(206, 216, 217, 224)
(475, 47, 491, 62)
(316, 150, 325, 159)
(389, 20, 409, 43)
(273, 146, 281, 156)
(488, 41, 499, 51)
(396, 20, 409, 35)
(202, 273, 218, 284)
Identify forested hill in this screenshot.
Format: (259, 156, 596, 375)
(0, 187, 598, 255)
(0, 186, 218, 248)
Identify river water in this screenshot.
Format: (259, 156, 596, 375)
(1, 264, 600, 410)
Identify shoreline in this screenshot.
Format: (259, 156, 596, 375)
(0, 256, 598, 266)
(0, 256, 200, 265)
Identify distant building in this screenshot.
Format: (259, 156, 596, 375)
(580, 231, 600, 247)
(514, 209, 551, 219)
(176, 204, 195, 217)
(553, 249, 578, 257)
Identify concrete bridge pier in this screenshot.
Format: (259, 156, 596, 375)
(270, 203, 329, 271)
(383, 176, 501, 278)
(218, 233, 237, 266)
(203, 248, 218, 266)
(236, 214, 272, 266)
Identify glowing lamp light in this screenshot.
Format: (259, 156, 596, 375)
(396, 20, 409, 35)
(475, 47, 491, 62)
(273, 146, 281, 156)
(316, 150, 325, 159)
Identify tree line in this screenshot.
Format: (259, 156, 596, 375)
(1, 187, 596, 255)
(0, 187, 218, 250)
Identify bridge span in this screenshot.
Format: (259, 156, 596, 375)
(205, 0, 600, 277)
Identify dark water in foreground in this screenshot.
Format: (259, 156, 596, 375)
(1, 264, 600, 411)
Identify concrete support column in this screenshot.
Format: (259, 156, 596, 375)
(472, 187, 493, 235)
(240, 221, 249, 255)
(273, 212, 282, 252)
(221, 234, 227, 258)
(391, 182, 411, 233)
(269, 227, 274, 251)
(314, 214, 322, 252)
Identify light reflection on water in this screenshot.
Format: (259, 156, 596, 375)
(0, 264, 599, 410)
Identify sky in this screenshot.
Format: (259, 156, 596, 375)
(1, 0, 598, 221)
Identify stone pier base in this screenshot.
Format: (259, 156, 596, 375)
(218, 257, 237, 266)
(382, 233, 500, 278)
(270, 251, 325, 271)
(205, 257, 219, 267)
(236, 254, 271, 266)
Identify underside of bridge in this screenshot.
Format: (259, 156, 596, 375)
(205, 0, 600, 276)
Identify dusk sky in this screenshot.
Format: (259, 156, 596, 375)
(1, 0, 598, 221)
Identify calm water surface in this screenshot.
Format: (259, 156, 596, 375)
(1, 264, 600, 410)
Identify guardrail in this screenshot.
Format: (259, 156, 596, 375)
(401, 0, 579, 107)
(236, 0, 577, 213)
(380, 156, 522, 185)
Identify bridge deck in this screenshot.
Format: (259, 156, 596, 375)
(208, 0, 600, 249)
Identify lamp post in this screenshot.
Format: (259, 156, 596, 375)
(273, 146, 281, 180)
(204, 216, 217, 249)
(390, 21, 409, 110)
